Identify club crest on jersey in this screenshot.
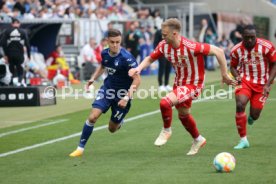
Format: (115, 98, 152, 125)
(104, 60, 108, 63)
(114, 59, 119, 66)
(178, 55, 188, 60)
(252, 51, 260, 58)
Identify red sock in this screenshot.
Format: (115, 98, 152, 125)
(160, 97, 173, 128)
(236, 112, 247, 138)
(179, 114, 199, 138)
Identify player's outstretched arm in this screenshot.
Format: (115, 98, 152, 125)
(86, 64, 105, 90)
(208, 45, 237, 86)
(128, 73, 141, 99)
(128, 56, 155, 77)
(118, 73, 141, 108)
(263, 62, 276, 97)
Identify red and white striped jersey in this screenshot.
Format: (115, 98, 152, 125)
(150, 36, 210, 87)
(230, 38, 276, 85)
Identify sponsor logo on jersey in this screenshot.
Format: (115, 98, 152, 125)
(174, 62, 188, 67)
(243, 59, 260, 65)
(128, 62, 136, 67)
(106, 67, 116, 75)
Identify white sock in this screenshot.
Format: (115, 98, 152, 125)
(77, 147, 84, 152)
(164, 127, 172, 132)
(241, 136, 247, 141)
(86, 120, 94, 127)
(195, 135, 204, 142)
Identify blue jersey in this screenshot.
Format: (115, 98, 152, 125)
(101, 47, 138, 91)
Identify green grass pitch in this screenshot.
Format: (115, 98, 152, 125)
(0, 74, 275, 184)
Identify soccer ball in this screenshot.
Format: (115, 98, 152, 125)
(213, 152, 236, 172)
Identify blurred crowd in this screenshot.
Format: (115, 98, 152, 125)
(0, 0, 256, 88)
(0, 0, 162, 22)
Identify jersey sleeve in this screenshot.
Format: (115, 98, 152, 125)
(126, 55, 138, 70)
(230, 51, 239, 68)
(194, 42, 210, 56)
(100, 51, 106, 67)
(150, 41, 164, 60)
(267, 44, 276, 63)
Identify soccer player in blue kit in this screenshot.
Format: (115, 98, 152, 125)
(70, 29, 141, 157)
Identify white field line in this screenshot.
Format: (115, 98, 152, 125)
(0, 119, 69, 138)
(0, 89, 233, 158)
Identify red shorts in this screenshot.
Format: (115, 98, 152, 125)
(235, 79, 268, 109)
(173, 85, 202, 109)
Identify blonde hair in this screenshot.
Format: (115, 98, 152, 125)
(161, 18, 181, 32)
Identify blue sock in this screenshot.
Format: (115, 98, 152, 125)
(79, 120, 94, 148)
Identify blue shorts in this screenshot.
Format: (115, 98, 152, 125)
(92, 86, 131, 123)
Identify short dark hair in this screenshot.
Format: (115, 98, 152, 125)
(107, 29, 121, 37)
(242, 24, 256, 34)
(11, 17, 20, 24)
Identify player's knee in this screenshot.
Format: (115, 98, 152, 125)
(250, 112, 260, 120)
(236, 101, 245, 112)
(88, 114, 99, 124)
(178, 109, 190, 117)
(160, 97, 172, 110)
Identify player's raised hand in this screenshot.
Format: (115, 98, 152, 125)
(128, 68, 140, 77)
